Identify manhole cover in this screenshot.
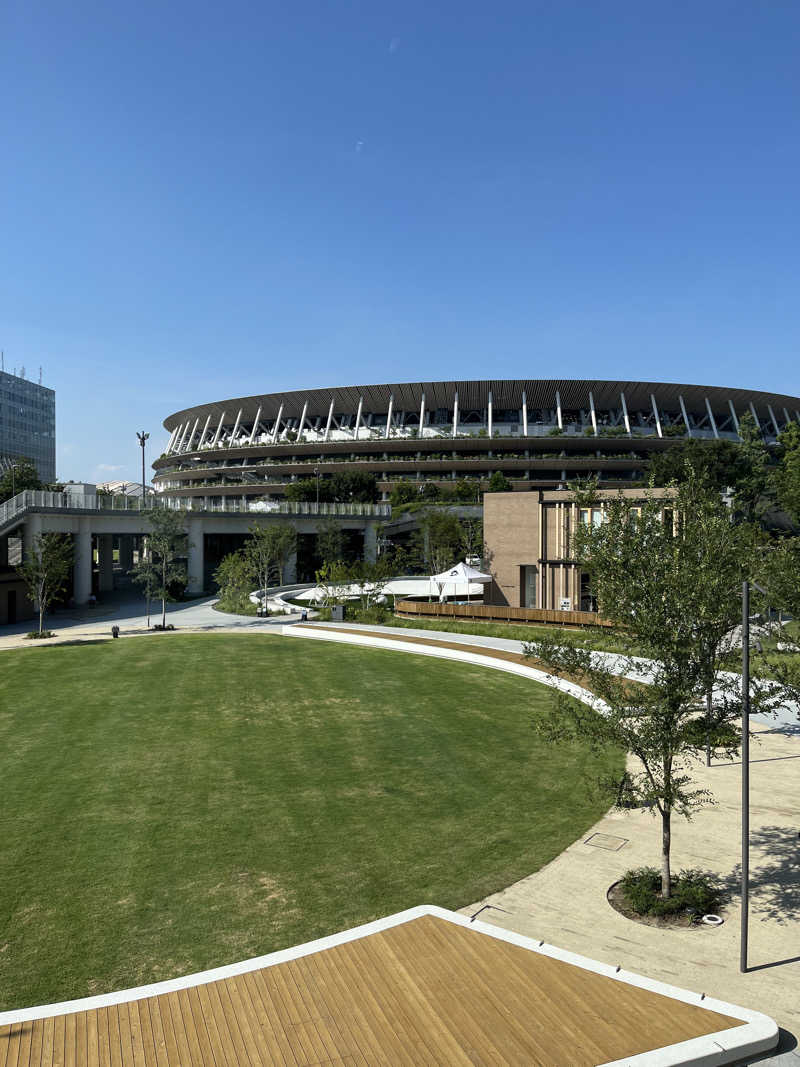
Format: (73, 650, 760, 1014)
(585, 832, 628, 851)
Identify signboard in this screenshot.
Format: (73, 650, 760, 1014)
(559, 597, 572, 611)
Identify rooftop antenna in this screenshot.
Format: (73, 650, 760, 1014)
(1, 351, 4, 371)
(20, 365, 26, 379)
(39, 366, 42, 385)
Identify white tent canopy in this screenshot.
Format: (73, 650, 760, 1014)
(431, 562, 492, 602)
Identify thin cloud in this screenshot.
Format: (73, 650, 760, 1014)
(389, 36, 400, 53)
(355, 140, 364, 153)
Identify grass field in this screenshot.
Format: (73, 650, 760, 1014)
(386, 613, 636, 652)
(0, 634, 622, 1011)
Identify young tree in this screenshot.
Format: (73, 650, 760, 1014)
(328, 471, 378, 503)
(316, 520, 346, 566)
(244, 522, 298, 594)
(131, 554, 159, 628)
(143, 509, 188, 628)
(17, 532, 73, 634)
(389, 482, 417, 507)
(214, 549, 257, 614)
(733, 411, 772, 522)
(525, 479, 756, 898)
(486, 471, 512, 493)
(416, 510, 463, 574)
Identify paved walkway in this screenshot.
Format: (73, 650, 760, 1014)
(0, 590, 301, 651)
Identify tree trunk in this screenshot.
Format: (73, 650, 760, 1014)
(39, 593, 44, 636)
(661, 808, 672, 898)
(705, 689, 713, 767)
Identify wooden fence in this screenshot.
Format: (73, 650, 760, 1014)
(395, 599, 613, 629)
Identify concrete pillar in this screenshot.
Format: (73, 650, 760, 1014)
(74, 518, 92, 605)
(23, 513, 42, 561)
(186, 517, 205, 594)
(98, 533, 114, 592)
(118, 534, 134, 571)
(363, 522, 378, 563)
(0, 536, 8, 568)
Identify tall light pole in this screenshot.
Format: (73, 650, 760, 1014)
(740, 579, 750, 974)
(136, 432, 149, 510)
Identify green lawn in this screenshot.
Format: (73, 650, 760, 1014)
(0, 634, 621, 1011)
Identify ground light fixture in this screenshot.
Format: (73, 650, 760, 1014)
(136, 431, 149, 508)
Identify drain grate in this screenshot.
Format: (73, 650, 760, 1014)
(584, 832, 628, 851)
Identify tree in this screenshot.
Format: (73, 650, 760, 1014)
(416, 510, 463, 574)
(524, 479, 756, 899)
(0, 458, 43, 504)
(454, 479, 479, 503)
(328, 471, 378, 503)
(772, 422, 800, 525)
(244, 522, 298, 594)
(486, 471, 512, 493)
(754, 535, 800, 714)
(17, 532, 73, 634)
(649, 438, 749, 493)
(131, 554, 159, 628)
(142, 509, 188, 628)
(316, 519, 346, 566)
(214, 549, 257, 614)
(390, 482, 417, 507)
(459, 517, 484, 563)
(284, 478, 334, 504)
(733, 412, 771, 522)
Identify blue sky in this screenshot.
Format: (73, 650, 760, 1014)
(1, 1, 798, 482)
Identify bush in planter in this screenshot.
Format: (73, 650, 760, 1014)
(152, 623, 176, 631)
(25, 630, 56, 640)
(620, 867, 724, 918)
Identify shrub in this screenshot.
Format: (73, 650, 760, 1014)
(152, 623, 176, 631)
(24, 630, 55, 640)
(619, 867, 724, 918)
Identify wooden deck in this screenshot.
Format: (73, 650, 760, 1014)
(0, 913, 742, 1066)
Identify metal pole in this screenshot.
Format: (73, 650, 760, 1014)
(136, 431, 149, 510)
(740, 579, 750, 973)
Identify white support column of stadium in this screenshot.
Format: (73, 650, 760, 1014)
(248, 406, 262, 445)
(704, 397, 719, 439)
(197, 413, 212, 449)
(271, 403, 284, 444)
(488, 391, 493, 438)
(784, 408, 793, 429)
(452, 391, 459, 438)
(521, 391, 528, 437)
(767, 404, 780, 435)
(324, 397, 335, 441)
(749, 402, 761, 430)
(185, 417, 200, 452)
(176, 421, 192, 453)
(678, 395, 693, 437)
(418, 392, 426, 439)
(728, 399, 740, 434)
(384, 394, 394, 439)
(165, 426, 179, 454)
(620, 391, 631, 435)
(353, 396, 363, 440)
(211, 411, 226, 447)
(298, 401, 308, 441)
(555, 391, 562, 430)
(229, 408, 243, 447)
(589, 391, 598, 436)
(650, 394, 663, 437)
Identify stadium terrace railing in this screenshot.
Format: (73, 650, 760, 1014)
(0, 490, 390, 531)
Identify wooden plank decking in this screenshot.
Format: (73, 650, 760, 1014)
(0, 914, 741, 1066)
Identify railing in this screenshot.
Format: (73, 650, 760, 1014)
(395, 598, 613, 628)
(0, 490, 390, 528)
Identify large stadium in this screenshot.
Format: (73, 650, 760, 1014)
(153, 379, 800, 505)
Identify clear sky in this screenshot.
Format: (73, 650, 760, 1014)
(1, 1, 798, 482)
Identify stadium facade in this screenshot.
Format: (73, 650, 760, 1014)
(153, 379, 800, 505)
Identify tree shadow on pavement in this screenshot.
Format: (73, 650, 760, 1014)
(722, 825, 800, 938)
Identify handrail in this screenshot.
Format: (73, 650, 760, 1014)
(0, 490, 390, 529)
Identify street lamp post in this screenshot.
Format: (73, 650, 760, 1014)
(136, 432, 150, 509)
(740, 579, 750, 974)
